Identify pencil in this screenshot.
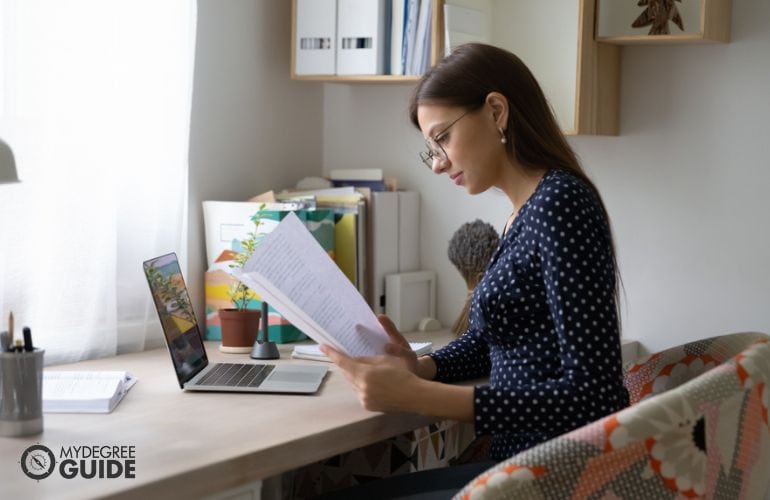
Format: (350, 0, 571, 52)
(7, 311, 13, 346)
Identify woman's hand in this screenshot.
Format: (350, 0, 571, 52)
(320, 344, 424, 413)
(377, 315, 437, 380)
(377, 315, 419, 374)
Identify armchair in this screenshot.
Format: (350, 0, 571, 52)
(456, 332, 770, 499)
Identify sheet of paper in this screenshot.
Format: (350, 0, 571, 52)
(234, 212, 389, 357)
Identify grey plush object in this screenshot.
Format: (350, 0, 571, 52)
(447, 220, 499, 335)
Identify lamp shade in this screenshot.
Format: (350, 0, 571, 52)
(0, 138, 19, 184)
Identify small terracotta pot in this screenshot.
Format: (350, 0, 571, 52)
(218, 309, 261, 348)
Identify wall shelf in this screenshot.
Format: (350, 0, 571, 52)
(291, 74, 422, 83)
(596, 0, 732, 45)
(291, 0, 444, 83)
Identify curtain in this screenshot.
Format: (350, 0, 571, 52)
(0, 1, 197, 364)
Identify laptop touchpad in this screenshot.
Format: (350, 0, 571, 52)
(268, 371, 322, 384)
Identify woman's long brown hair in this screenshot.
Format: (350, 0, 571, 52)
(409, 43, 623, 330)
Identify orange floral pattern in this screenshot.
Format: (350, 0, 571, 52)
(454, 332, 770, 500)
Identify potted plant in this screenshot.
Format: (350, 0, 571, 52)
(218, 204, 266, 353)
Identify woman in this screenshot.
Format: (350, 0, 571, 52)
(321, 43, 629, 493)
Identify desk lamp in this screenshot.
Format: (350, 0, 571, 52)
(0, 138, 19, 184)
(250, 300, 279, 359)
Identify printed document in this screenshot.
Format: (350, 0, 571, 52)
(234, 212, 390, 357)
(43, 371, 137, 413)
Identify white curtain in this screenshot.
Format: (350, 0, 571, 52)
(0, 1, 197, 364)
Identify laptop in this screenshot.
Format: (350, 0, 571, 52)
(143, 252, 327, 394)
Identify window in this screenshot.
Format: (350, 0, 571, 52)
(0, 1, 197, 364)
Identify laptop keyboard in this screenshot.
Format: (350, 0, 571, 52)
(194, 363, 274, 388)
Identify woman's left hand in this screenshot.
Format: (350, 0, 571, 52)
(320, 345, 424, 413)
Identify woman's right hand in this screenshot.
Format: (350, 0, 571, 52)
(377, 314, 421, 376)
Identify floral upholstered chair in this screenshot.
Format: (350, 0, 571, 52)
(455, 332, 770, 500)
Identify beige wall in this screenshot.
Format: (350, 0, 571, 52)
(188, 0, 324, 318)
(321, 0, 770, 353)
(188, 1, 769, 353)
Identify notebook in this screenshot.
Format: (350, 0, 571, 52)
(143, 253, 327, 394)
(43, 371, 137, 413)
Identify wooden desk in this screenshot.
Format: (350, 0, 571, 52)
(0, 331, 639, 499)
(0, 331, 453, 500)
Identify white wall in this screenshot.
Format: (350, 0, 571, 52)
(188, 0, 324, 318)
(322, 0, 770, 353)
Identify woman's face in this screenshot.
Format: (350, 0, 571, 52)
(417, 103, 506, 195)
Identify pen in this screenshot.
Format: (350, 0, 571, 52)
(0, 331, 8, 352)
(23, 327, 33, 352)
(13, 339, 23, 353)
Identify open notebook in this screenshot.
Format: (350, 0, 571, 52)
(292, 342, 433, 363)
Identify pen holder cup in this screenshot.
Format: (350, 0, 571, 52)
(0, 349, 44, 437)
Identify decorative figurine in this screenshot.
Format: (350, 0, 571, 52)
(447, 220, 499, 335)
(632, 0, 685, 35)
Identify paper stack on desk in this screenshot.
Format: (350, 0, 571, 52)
(43, 371, 137, 413)
(292, 342, 432, 362)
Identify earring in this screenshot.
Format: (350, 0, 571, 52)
(498, 128, 507, 144)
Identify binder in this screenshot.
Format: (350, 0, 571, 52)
(397, 191, 420, 272)
(371, 192, 399, 313)
(389, 0, 406, 75)
(337, 0, 388, 75)
(370, 191, 421, 313)
(410, 0, 432, 74)
(295, 0, 337, 75)
(403, 0, 420, 74)
(331, 201, 366, 297)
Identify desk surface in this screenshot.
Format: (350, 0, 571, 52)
(0, 331, 453, 500)
(0, 331, 639, 499)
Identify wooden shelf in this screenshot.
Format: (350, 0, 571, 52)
(289, 0, 618, 135)
(292, 74, 421, 84)
(596, 0, 731, 45)
(597, 34, 723, 45)
(291, 0, 444, 84)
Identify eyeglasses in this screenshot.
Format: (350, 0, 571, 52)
(419, 110, 472, 169)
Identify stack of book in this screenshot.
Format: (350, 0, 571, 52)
(328, 168, 396, 192)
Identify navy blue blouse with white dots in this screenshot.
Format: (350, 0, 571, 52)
(429, 168, 630, 461)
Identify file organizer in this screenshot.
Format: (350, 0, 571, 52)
(295, 0, 337, 75)
(337, 0, 388, 75)
(371, 191, 420, 314)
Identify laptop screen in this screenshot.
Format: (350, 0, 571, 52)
(143, 253, 208, 388)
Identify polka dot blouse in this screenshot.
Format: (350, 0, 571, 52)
(429, 168, 630, 461)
